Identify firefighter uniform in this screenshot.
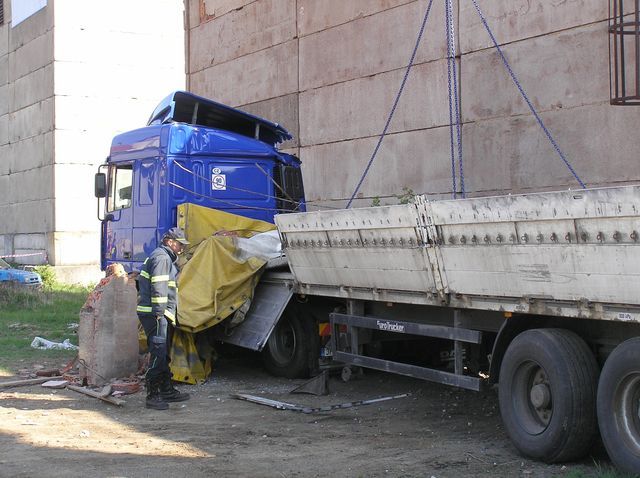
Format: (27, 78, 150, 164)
(137, 227, 190, 409)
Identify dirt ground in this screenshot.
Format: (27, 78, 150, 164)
(0, 351, 610, 478)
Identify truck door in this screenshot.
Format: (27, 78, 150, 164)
(104, 162, 134, 270)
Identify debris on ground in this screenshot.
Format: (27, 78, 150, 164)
(30, 337, 78, 351)
(0, 376, 64, 389)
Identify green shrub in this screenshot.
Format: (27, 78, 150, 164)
(34, 264, 57, 289)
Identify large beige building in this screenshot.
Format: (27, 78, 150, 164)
(2, 0, 639, 281)
(186, 0, 640, 208)
(0, 0, 184, 282)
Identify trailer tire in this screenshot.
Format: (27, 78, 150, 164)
(263, 310, 315, 379)
(498, 328, 598, 463)
(597, 337, 640, 475)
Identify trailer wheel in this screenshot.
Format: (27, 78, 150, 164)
(498, 328, 598, 462)
(263, 310, 315, 379)
(597, 337, 640, 474)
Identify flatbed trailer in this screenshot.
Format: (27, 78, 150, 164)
(270, 185, 640, 472)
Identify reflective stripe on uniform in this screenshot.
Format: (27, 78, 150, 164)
(168, 280, 176, 288)
(137, 305, 152, 313)
(140, 270, 150, 279)
(151, 274, 170, 283)
(164, 309, 176, 322)
(151, 296, 168, 304)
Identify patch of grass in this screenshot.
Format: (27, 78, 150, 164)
(0, 283, 91, 372)
(561, 464, 637, 478)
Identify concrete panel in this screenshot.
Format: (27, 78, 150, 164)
(0, 145, 8, 176)
(0, 199, 54, 233)
(297, 0, 415, 36)
(8, 1, 53, 52)
(2, 164, 54, 204)
(9, 97, 53, 142)
(300, 126, 455, 202)
(54, 29, 184, 68)
(4, 134, 48, 174)
(0, 54, 7, 85)
(52, 230, 100, 266)
(12, 248, 47, 265)
(463, 104, 640, 195)
(12, 62, 54, 111)
(55, 129, 117, 167)
(239, 93, 299, 149)
(462, 22, 609, 122)
(299, 0, 450, 91)
(0, 24, 8, 56)
(54, 0, 183, 36)
(460, 0, 608, 53)
(300, 59, 451, 146)
(187, 0, 201, 28)
(0, 114, 7, 145)
(190, 39, 297, 106)
(54, 163, 98, 230)
(0, 83, 9, 116)
(54, 61, 183, 101)
(189, 0, 295, 72)
(54, 96, 159, 141)
(14, 233, 47, 249)
(201, 0, 255, 20)
(8, 28, 52, 81)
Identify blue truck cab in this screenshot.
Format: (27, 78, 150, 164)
(94, 91, 305, 272)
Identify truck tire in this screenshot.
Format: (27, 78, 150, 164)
(597, 337, 640, 475)
(498, 328, 598, 462)
(263, 310, 315, 379)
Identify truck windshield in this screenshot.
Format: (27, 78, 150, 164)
(107, 164, 133, 212)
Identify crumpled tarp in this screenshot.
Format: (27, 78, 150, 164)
(175, 203, 277, 333)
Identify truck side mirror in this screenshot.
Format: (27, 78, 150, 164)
(95, 172, 107, 198)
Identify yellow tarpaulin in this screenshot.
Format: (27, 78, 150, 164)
(175, 203, 276, 333)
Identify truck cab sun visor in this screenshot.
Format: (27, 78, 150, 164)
(147, 91, 292, 146)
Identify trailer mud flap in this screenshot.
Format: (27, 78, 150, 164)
(211, 279, 293, 351)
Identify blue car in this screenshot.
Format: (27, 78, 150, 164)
(0, 258, 43, 286)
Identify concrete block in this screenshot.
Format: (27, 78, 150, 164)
(78, 275, 140, 386)
(14, 233, 47, 249)
(11, 62, 54, 111)
(462, 103, 640, 195)
(299, 0, 451, 91)
(300, 126, 455, 202)
(190, 39, 298, 106)
(52, 264, 103, 286)
(239, 93, 299, 149)
(460, 0, 608, 53)
(0, 145, 8, 176)
(52, 230, 100, 266)
(461, 22, 609, 123)
(8, 1, 53, 52)
(8, 28, 52, 81)
(300, 59, 452, 146)
(9, 97, 54, 142)
(0, 234, 10, 255)
(12, 248, 47, 265)
(297, 0, 415, 36)
(54, 163, 98, 231)
(189, 0, 295, 72)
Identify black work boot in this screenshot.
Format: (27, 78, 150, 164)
(159, 374, 190, 402)
(146, 377, 169, 410)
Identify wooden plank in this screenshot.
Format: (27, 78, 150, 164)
(66, 385, 125, 407)
(0, 376, 64, 389)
